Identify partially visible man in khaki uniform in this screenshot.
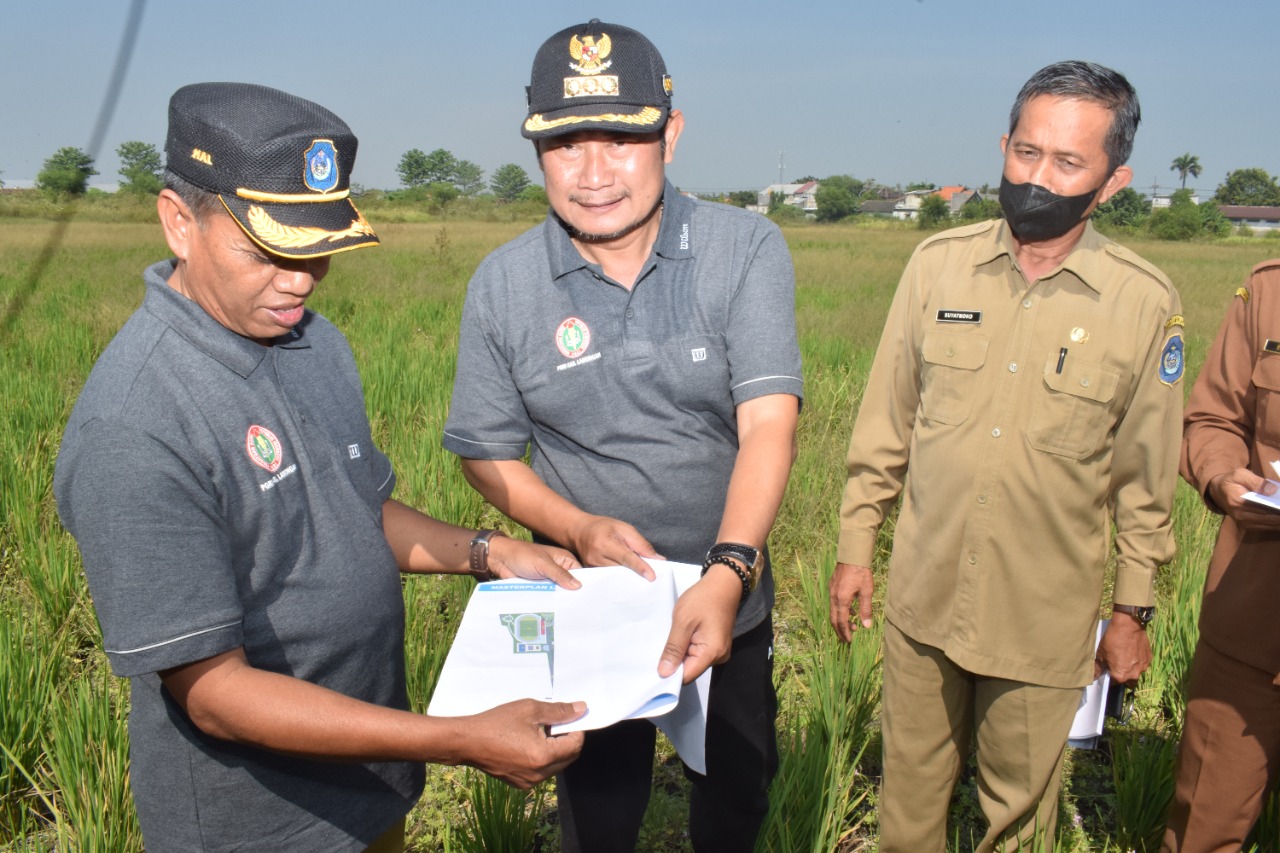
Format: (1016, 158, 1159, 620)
(829, 61, 1183, 852)
(1163, 259, 1280, 852)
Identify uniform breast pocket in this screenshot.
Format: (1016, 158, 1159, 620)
(1251, 357, 1280, 448)
(919, 331, 989, 425)
(1028, 355, 1121, 459)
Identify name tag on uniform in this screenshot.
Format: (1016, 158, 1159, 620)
(936, 309, 982, 324)
(1263, 339, 1280, 354)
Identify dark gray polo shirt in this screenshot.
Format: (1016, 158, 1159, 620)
(54, 261, 422, 851)
(443, 183, 803, 634)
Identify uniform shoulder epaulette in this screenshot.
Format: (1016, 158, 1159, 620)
(1250, 258, 1280, 277)
(1103, 242, 1175, 294)
(917, 219, 995, 250)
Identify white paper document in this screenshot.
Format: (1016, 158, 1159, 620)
(1242, 462, 1280, 510)
(427, 560, 712, 773)
(1068, 620, 1111, 749)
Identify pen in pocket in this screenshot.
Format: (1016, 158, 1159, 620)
(1056, 347, 1067, 374)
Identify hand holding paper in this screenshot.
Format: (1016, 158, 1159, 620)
(427, 560, 713, 773)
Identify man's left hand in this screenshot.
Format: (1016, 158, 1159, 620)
(488, 537, 582, 589)
(1094, 612, 1152, 684)
(657, 568, 741, 683)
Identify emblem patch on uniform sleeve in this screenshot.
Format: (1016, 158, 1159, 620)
(246, 424, 283, 472)
(556, 317, 592, 359)
(1158, 333, 1185, 386)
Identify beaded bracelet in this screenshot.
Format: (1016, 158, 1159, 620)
(701, 554, 750, 599)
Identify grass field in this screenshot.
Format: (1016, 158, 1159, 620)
(3, 212, 1280, 851)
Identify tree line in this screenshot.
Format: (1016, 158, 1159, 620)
(709, 154, 1280, 239)
(19, 144, 1280, 235)
(18, 142, 546, 206)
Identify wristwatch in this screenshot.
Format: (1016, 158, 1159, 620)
(703, 542, 763, 595)
(468, 529, 506, 582)
(1112, 603, 1156, 628)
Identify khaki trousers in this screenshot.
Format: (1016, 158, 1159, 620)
(879, 621, 1081, 853)
(1162, 639, 1280, 853)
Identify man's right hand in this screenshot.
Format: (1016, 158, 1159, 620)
(463, 699, 586, 789)
(1208, 468, 1280, 531)
(829, 562, 875, 643)
(567, 515, 661, 580)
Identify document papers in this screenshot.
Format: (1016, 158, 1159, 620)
(1068, 620, 1111, 749)
(427, 560, 712, 773)
(1242, 461, 1280, 510)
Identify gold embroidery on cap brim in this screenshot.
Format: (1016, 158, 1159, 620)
(247, 205, 375, 249)
(237, 188, 350, 203)
(524, 106, 663, 133)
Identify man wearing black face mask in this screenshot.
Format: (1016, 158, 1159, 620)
(829, 61, 1183, 851)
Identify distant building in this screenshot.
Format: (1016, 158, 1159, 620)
(1218, 205, 1280, 234)
(749, 181, 818, 215)
(1151, 193, 1200, 208)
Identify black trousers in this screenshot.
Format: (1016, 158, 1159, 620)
(557, 616, 778, 852)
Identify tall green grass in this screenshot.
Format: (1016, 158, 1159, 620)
(3, 215, 1279, 850)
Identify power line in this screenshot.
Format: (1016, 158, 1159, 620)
(1, 0, 146, 338)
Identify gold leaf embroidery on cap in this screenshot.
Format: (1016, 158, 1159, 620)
(247, 205, 375, 249)
(569, 33, 612, 75)
(524, 106, 663, 133)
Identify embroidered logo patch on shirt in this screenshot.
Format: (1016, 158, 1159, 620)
(1159, 334, 1185, 386)
(555, 317, 592, 359)
(936, 310, 982, 324)
(246, 424, 283, 473)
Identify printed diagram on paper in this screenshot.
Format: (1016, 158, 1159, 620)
(428, 560, 711, 772)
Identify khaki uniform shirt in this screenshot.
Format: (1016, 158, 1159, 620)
(1181, 260, 1280, 678)
(838, 220, 1182, 688)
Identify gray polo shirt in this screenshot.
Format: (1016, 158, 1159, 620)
(54, 261, 422, 851)
(443, 183, 803, 634)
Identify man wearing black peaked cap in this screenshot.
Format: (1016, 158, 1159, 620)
(54, 82, 586, 853)
(443, 20, 803, 852)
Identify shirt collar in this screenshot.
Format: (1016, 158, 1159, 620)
(979, 219, 1108, 294)
(544, 180, 693, 281)
(141, 259, 297, 378)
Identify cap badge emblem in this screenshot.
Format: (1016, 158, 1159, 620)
(569, 33, 612, 75)
(303, 139, 339, 193)
(246, 424, 283, 473)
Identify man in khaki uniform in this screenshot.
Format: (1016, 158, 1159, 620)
(1164, 259, 1280, 852)
(829, 61, 1183, 852)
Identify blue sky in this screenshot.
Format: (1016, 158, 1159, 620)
(4, 1, 1277, 197)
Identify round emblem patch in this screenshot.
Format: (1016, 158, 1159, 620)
(556, 317, 592, 359)
(1158, 333, 1184, 386)
(246, 424, 283, 473)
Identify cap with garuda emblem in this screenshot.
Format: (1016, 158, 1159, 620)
(522, 19, 673, 140)
(165, 82, 378, 258)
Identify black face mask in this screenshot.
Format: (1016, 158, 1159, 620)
(998, 175, 1103, 242)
